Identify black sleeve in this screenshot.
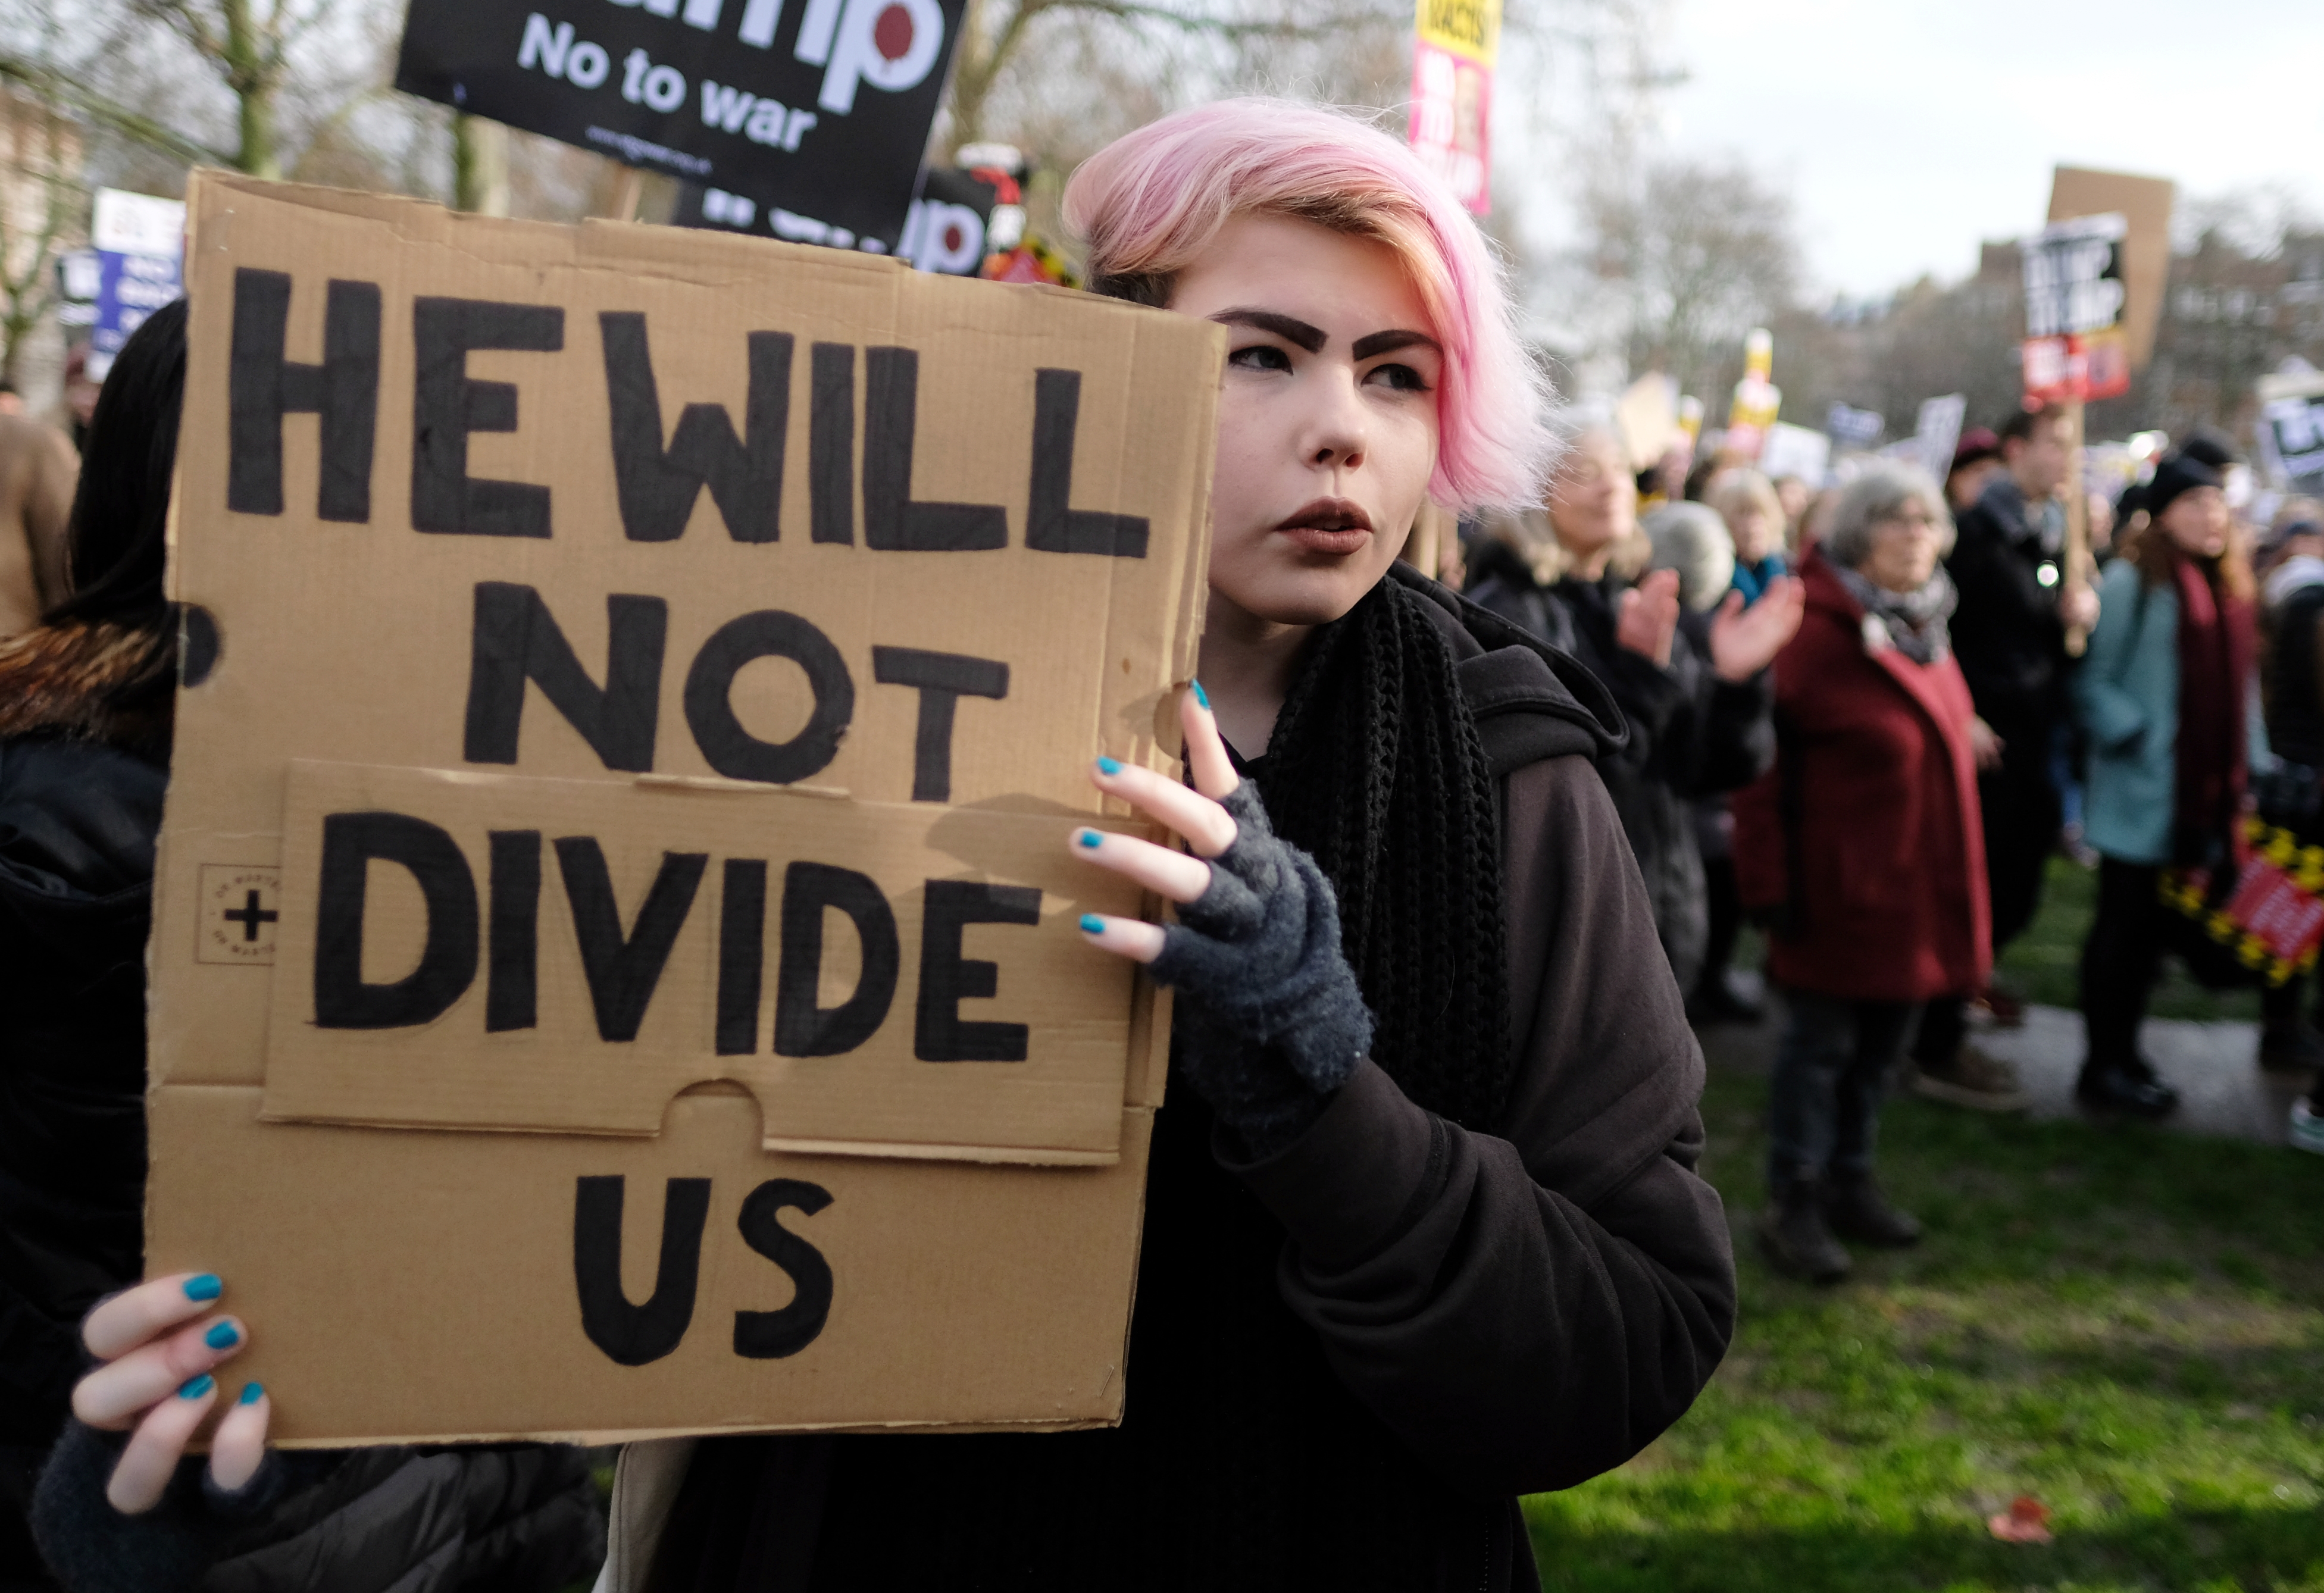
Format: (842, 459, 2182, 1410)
(1945, 511, 2060, 727)
(32, 1422, 602, 1593)
(1667, 615, 1775, 798)
(1227, 753, 1735, 1495)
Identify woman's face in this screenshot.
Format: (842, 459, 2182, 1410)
(2160, 485, 2231, 560)
(1860, 496, 1943, 593)
(1548, 431, 1636, 558)
(1728, 505, 1777, 565)
(1170, 212, 1442, 627)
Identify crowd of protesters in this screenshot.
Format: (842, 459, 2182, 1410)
(1452, 399, 2324, 1284)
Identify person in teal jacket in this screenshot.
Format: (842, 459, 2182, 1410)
(2073, 447, 2257, 1118)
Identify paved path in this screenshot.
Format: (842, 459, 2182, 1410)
(1696, 977, 2311, 1147)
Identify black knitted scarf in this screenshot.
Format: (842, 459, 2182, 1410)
(1249, 576, 1512, 1130)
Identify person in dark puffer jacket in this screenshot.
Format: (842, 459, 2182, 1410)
(2, 299, 606, 1593)
(1466, 428, 1798, 994)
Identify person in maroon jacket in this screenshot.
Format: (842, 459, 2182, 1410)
(1733, 461, 1993, 1284)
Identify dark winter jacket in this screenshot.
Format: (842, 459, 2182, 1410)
(0, 620, 606, 1593)
(1466, 540, 1774, 991)
(2262, 561, 2324, 772)
(637, 566, 1737, 1593)
(1947, 473, 2071, 746)
(1731, 553, 1993, 1003)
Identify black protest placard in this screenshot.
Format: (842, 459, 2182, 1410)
(2022, 212, 2127, 340)
(677, 164, 1009, 274)
(395, 0, 966, 250)
(2263, 390, 2324, 489)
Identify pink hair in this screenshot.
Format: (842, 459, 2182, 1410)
(1062, 98, 1557, 513)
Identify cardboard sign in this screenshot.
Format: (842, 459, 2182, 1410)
(146, 171, 1221, 1444)
(2049, 167, 2174, 370)
(1756, 422, 1828, 486)
(1409, 0, 1497, 215)
(394, 0, 965, 251)
(1910, 393, 1966, 489)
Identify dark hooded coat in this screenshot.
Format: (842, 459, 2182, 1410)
(1465, 540, 1774, 991)
(642, 566, 1737, 1593)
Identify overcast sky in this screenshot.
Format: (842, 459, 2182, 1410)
(1649, 0, 2324, 299)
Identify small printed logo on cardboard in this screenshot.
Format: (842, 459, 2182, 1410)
(198, 865, 283, 965)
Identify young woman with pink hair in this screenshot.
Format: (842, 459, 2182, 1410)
(67, 99, 1732, 1592)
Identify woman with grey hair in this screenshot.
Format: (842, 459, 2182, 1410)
(1731, 462, 1993, 1281)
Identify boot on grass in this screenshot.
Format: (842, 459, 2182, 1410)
(2292, 1096, 2324, 1156)
(1760, 1177, 1851, 1283)
(1910, 1043, 2030, 1112)
(1823, 1171, 1922, 1247)
(2076, 1056, 2179, 1120)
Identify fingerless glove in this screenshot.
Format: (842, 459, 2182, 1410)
(1148, 783, 1374, 1156)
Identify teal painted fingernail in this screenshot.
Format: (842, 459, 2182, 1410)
(1190, 678, 1210, 710)
(1079, 914, 1105, 934)
(239, 1382, 264, 1406)
(205, 1321, 240, 1350)
(1096, 755, 1123, 775)
(178, 1374, 214, 1400)
(183, 1274, 222, 1301)
(1077, 830, 1103, 849)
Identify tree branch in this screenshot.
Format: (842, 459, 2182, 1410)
(0, 55, 230, 167)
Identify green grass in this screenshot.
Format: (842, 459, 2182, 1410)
(1523, 1069, 2324, 1592)
(1998, 856, 2263, 1025)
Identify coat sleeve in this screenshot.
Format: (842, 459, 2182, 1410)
(1229, 753, 1735, 1497)
(1945, 508, 2060, 725)
(2075, 562, 2150, 753)
(1728, 762, 1785, 913)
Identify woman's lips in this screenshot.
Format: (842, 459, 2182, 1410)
(1275, 499, 1373, 556)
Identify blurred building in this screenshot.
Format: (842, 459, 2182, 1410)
(0, 88, 87, 420)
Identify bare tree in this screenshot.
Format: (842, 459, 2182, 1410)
(0, 87, 81, 384)
(126, 0, 360, 176)
(1577, 152, 1801, 400)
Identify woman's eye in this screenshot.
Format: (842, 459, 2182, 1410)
(1227, 344, 1293, 373)
(1367, 362, 1432, 393)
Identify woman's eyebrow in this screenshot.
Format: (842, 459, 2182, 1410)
(1209, 308, 1327, 352)
(1351, 329, 1441, 360)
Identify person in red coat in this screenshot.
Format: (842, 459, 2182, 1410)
(1733, 461, 1993, 1282)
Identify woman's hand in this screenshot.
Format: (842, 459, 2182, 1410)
(1616, 569, 1682, 668)
(1069, 683, 1372, 1147)
(71, 1273, 270, 1514)
(1969, 716, 2006, 771)
(1707, 575, 1806, 682)
(1069, 683, 1241, 966)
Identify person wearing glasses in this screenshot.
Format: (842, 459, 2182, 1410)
(1732, 462, 1991, 1282)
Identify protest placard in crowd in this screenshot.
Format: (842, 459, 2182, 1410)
(80, 187, 184, 383)
(2259, 371, 2324, 493)
(1408, 0, 1497, 215)
(395, 0, 964, 251)
(1910, 393, 1965, 488)
(145, 171, 1221, 1444)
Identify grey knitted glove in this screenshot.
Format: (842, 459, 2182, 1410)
(1148, 782, 1374, 1155)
